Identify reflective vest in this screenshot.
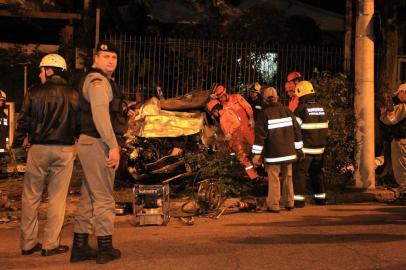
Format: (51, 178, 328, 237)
(79, 68, 128, 137)
(294, 95, 328, 155)
(252, 102, 303, 164)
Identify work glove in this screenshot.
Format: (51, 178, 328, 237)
(249, 118, 255, 128)
(224, 134, 232, 141)
(252, 155, 262, 166)
(296, 149, 305, 162)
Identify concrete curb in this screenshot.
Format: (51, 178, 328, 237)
(327, 187, 397, 204)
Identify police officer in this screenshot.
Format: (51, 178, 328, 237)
(71, 41, 128, 264)
(12, 54, 79, 256)
(252, 87, 304, 212)
(293, 81, 329, 207)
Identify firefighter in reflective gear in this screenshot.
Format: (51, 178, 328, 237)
(252, 87, 304, 212)
(246, 82, 264, 120)
(214, 85, 255, 144)
(207, 99, 259, 181)
(72, 41, 126, 264)
(286, 71, 303, 112)
(0, 90, 9, 173)
(380, 83, 406, 198)
(293, 80, 329, 207)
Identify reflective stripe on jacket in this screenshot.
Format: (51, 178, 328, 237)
(294, 95, 328, 155)
(252, 102, 303, 164)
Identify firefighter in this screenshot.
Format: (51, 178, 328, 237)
(285, 82, 298, 112)
(12, 54, 79, 256)
(286, 71, 303, 112)
(380, 83, 406, 200)
(246, 82, 264, 120)
(252, 87, 304, 212)
(0, 90, 8, 174)
(293, 80, 329, 207)
(213, 85, 255, 144)
(207, 99, 259, 181)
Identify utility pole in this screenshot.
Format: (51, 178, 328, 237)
(354, 0, 375, 189)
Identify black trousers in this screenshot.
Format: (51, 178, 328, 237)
(293, 154, 325, 196)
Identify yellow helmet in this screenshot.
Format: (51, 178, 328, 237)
(295, 80, 315, 97)
(254, 82, 261, 92)
(39, 54, 67, 71)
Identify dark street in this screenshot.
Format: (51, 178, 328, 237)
(1, 203, 406, 270)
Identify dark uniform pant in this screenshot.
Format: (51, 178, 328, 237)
(293, 154, 325, 197)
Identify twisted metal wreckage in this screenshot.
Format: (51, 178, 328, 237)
(121, 90, 259, 226)
(0, 90, 257, 226)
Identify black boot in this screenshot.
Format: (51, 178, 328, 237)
(70, 233, 97, 263)
(96, 235, 121, 264)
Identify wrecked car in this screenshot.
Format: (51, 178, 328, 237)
(118, 90, 215, 185)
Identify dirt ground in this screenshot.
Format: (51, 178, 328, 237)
(0, 176, 137, 227)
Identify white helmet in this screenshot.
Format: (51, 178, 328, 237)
(0, 90, 6, 100)
(39, 54, 67, 71)
(393, 83, 406, 96)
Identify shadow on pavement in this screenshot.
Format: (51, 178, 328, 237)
(216, 233, 406, 245)
(225, 206, 406, 227)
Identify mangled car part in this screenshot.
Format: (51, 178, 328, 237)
(196, 179, 222, 214)
(123, 96, 211, 183)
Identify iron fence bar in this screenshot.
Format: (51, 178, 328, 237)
(103, 34, 344, 99)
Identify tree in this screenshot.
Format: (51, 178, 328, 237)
(375, 0, 400, 108)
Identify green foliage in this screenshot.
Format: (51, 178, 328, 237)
(197, 148, 254, 196)
(311, 73, 355, 189)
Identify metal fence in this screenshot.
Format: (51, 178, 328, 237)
(104, 34, 343, 102)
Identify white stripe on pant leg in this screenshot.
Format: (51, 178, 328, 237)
(303, 147, 325, 154)
(294, 195, 305, 201)
(314, 193, 326, 199)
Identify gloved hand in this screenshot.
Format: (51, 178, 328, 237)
(249, 118, 255, 128)
(224, 134, 232, 141)
(296, 149, 305, 162)
(252, 155, 261, 166)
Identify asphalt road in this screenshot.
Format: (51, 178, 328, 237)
(1, 203, 406, 270)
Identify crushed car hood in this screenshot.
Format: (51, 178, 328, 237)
(128, 97, 204, 138)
